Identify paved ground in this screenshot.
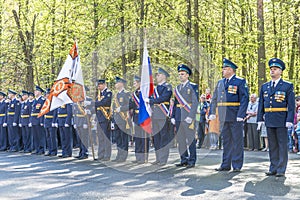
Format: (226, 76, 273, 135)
(0, 146, 299, 200)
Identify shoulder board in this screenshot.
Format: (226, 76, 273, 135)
(41, 97, 45, 100)
(106, 89, 111, 92)
(235, 76, 244, 80)
(282, 80, 292, 85)
(189, 82, 197, 86)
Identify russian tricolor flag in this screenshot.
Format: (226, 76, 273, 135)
(138, 40, 154, 134)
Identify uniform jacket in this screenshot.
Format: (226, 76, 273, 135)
(20, 100, 32, 126)
(112, 89, 131, 128)
(257, 79, 295, 127)
(57, 103, 73, 127)
(95, 88, 112, 123)
(149, 82, 172, 119)
(0, 100, 8, 125)
(129, 89, 140, 125)
(44, 108, 58, 128)
(210, 75, 249, 122)
(172, 81, 198, 121)
(30, 96, 45, 125)
(73, 103, 88, 127)
(6, 98, 21, 125)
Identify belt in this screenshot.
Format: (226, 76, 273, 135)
(97, 106, 110, 110)
(264, 107, 287, 112)
(154, 102, 170, 105)
(135, 110, 139, 113)
(45, 115, 53, 119)
(58, 114, 68, 118)
(0, 114, 5, 117)
(217, 102, 240, 106)
(21, 115, 30, 118)
(176, 104, 191, 108)
(31, 113, 39, 117)
(76, 114, 85, 117)
(8, 112, 15, 115)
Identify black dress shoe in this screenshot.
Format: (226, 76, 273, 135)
(158, 162, 166, 166)
(44, 153, 50, 156)
(186, 164, 195, 168)
(232, 168, 241, 172)
(102, 158, 110, 161)
(78, 156, 88, 160)
(215, 167, 231, 171)
(276, 173, 285, 177)
(60, 155, 71, 158)
(175, 163, 188, 167)
(151, 161, 160, 165)
(74, 155, 81, 159)
(265, 171, 277, 176)
(137, 161, 145, 164)
(111, 159, 119, 162)
(132, 160, 138, 163)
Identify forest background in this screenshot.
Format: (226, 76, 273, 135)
(0, 0, 299, 98)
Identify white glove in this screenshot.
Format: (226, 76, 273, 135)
(111, 122, 115, 130)
(13, 122, 17, 127)
(144, 98, 150, 103)
(54, 123, 58, 128)
(257, 121, 264, 130)
(83, 124, 88, 129)
(84, 100, 91, 106)
(19, 124, 22, 127)
(85, 109, 91, 115)
(209, 115, 216, 120)
(116, 107, 121, 113)
(28, 123, 32, 127)
(73, 124, 77, 129)
(64, 124, 69, 127)
(237, 117, 244, 122)
(171, 118, 176, 125)
(286, 122, 293, 129)
(51, 123, 55, 127)
(184, 117, 193, 124)
(3, 123, 7, 127)
(40, 123, 44, 127)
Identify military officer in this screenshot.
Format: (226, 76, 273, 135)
(257, 58, 295, 177)
(57, 103, 73, 158)
(0, 91, 8, 151)
(146, 67, 172, 166)
(30, 86, 46, 155)
(171, 64, 199, 168)
(209, 58, 249, 172)
(95, 79, 112, 161)
(130, 75, 150, 164)
(44, 89, 58, 156)
(6, 89, 21, 152)
(112, 76, 131, 162)
(19, 91, 32, 153)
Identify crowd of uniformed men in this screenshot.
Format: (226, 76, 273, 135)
(0, 58, 295, 174)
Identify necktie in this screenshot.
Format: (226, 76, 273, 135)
(225, 79, 229, 85)
(271, 81, 275, 92)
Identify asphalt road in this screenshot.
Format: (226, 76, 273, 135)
(0, 146, 299, 200)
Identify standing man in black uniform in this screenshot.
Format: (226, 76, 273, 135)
(19, 91, 32, 153)
(0, 91, 9, 151)
(171, 64, 199, 168)
(257, 58, 295, 177)
(112, 76, 131, 162)
(146, 67, 172, 166)
(95, 79, 112, 161)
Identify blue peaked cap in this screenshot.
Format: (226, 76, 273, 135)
(35, 85, 45, 93)
(115, 76, 127, 84)
(157, 67, 170, 77)
(0, 91, 6, 97)
(223, 58, 238, 69)
(134, 75, 141, 82)
(8, 89, 17, 95)
(177, 64, 192, 75)
(268, 58, 285, 71)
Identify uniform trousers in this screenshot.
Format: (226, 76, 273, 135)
(114, 124, 128, 161)
(32, 125, 45, 154)
(134, 125, 149, 162)
(21, 126, 31, 152)
(97, 121, 111, 159)
(8, 125, 20, 151)
(152, 118, 170, 164)
(0, 126, 8, 150)
(77, 127, 88, 157)
(59, 126, 73, 156)
(45, 127, 57, 155)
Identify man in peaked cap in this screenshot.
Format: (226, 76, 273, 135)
(95, 79, 113, 161)
(209, 58, 249, 172)
(171, 64, 199, 168)
(6, 89, 21, 152)
(30, 85, 46, 155)
(19, 90, 32, 153)
(0, 91, 9, 151)
(146, 67, 172, 166)
(257, 58, 294, 177)
(111, 76, 131, 162)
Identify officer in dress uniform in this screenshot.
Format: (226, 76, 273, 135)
(0, 91, 9, 151)
(257, 58, 295, 177)
(6, 89, 21, 152)
(95, 79, 112, 161)
(209, 58, 249, 172)
(146, 68, 172, 166)
(44, 89, 58, 156)
(30, 86, 46, 155)
(112, 76, 131, 162)
(19, 91, 32, 153)
(171, 64, 199, 168)
(57, 103, 73, 158)
(130, 75, 150, 164)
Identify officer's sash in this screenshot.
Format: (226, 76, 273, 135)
(114, 94, 130, 129)
(132, 92, 140, 108)
(153, 87, 169, 117)
(174, 86, 191, 113)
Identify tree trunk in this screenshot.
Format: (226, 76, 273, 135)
(193, 0, 200, 90)
(257, 0, 266, 90)
(120, 0, 126, 77)
(93, 0, 99, 98)
(221, 0, 226, 58)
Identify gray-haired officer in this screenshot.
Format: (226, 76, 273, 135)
(171, 64, 199, 168)
(257, 58, 295, 177)
(6, 89, 21, 152)
(112, 76, 131, 162)
(146, 67, 172, 166)
(209, 58, 249, 172)
(0, 91, 9, 151)
(95, 79, 112, 161)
